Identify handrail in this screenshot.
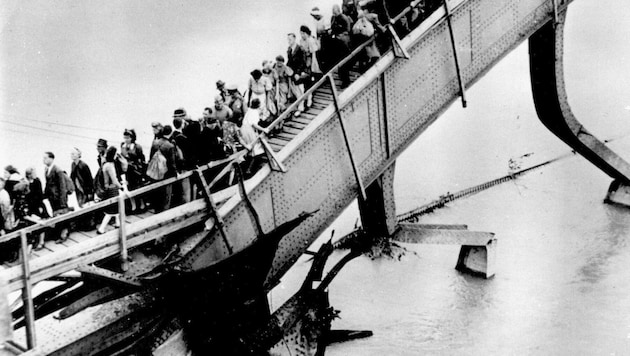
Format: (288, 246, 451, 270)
(0, 152, 242, 244)
(1, 0, 430, 247)
(262, 37, 377, 135)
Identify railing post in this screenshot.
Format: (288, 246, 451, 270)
(387, 24, 410, 59)
(259, 136, 287, 172)
(551, 0, 559, 25)
(19, 231, 36, 349)
(118, 191, 129, 272)
(443, 0, 467, 108)
(328, 74, 367, 201)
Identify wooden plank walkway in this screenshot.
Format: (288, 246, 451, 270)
(267, 67, 363, 153)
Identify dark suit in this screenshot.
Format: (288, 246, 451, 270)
(287, 44, 308, 77)
(183, 119, 202, 167)
(71, 159, 94, 206)
(44, 164, 68, 212)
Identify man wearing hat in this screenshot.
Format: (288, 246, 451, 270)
(149, 125, 178, 212)
(174, 107, 203, 168)
(96, 138, 108, 167)
(311, 7, 331, 71)
(226, 83, 245, 126)
(216, 80, 228, 102)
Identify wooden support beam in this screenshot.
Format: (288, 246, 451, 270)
(6, 200, 208, 292)
(118, 192, 129, 272)
(196, 169, 234, 254)
(0, 275, 13, 347)
(76, 265, 142, 288)
(19, 231, 36, 349)
(443, 0, 467, 108)
(328, 74, 367, 201)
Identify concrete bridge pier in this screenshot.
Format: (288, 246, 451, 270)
(357, 164, 496, 278)
(358, 164, 398, 239)
(529, 7, 630, 207)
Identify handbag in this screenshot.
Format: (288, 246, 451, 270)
(352, 17, 375, 37)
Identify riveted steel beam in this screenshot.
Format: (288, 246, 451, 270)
(529, 11, 630, 186)
(443, 0, 467, 108)
(328, 74, 367, 201)
(76, 265, 142, 288)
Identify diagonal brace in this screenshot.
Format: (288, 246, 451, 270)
(328, 74, 367, 201)
(196, 169, 234, 254)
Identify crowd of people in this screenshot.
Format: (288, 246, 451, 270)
(0, 0, 439, 259)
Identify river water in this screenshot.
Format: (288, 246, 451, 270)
(2, 1, 630, 355)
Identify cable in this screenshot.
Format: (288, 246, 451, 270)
(1, 120, 105, 142)
(1, 113, 121, 134)
(2, 127, 96, 145)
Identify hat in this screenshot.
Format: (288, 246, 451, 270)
(310, 7, 322, 17)
(97, 138, 108, 147)
(173, 107, 187, 118)
(216, 80, 226, 87)
(226, 83, 238, 91)
(123, 128, 137, 141)
(151, 121, 163, 128)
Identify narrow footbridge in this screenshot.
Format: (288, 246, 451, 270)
(4, 0, 625, 354)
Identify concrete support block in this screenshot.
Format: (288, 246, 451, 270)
(604, 179, 630, 208)
(393, 222, 496, 278)
(455, 239, 497, 279)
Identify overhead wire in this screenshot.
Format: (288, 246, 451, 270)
(1, 119, 106, 142)
(1, 113, 121, 134)
(2, 127, 97, 146)
(1, 113, 154, 138)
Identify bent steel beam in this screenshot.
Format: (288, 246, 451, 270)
(529, 11, 630, 185)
